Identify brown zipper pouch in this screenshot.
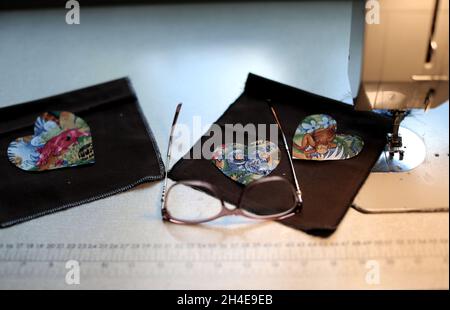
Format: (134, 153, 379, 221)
(0, 78, 164, 227)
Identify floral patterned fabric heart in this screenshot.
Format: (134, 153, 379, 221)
(211, 140, 280, 185)
(292, 114, 364, 160)
(7, 111, 95, 171)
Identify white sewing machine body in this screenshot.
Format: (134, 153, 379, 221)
(350, 0, 449, 212)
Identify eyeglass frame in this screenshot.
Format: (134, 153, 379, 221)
(162, 175, 301, 224)
(161, 101, 303, 224)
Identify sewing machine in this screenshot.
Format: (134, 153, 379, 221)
(350, 0, 449, 173)
(350, 0, 449, 213)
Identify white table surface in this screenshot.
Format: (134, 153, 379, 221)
(0, 2, 448, 289)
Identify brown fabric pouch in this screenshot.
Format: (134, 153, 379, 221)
(0, 78, 164, 227)
(169, 74, 391, 235)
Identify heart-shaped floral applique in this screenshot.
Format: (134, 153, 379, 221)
(211, 140, 280, 185)
(7, 111, 95, 171)
(292, 114, 364, 160)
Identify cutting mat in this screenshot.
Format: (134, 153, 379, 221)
(0, 237, 447, 289)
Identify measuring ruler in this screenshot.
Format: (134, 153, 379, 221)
(0, 238, 448, 288)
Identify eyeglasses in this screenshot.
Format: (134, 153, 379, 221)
(163, 176, 300, 224)
(161, 101, 303, 224)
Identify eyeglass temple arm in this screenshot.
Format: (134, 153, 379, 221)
(267, 100, 303, 205)
(161, 103, 183, 209)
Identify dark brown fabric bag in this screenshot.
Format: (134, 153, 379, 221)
(0, 78, 164, 227)
(169, 74, 391, 234)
